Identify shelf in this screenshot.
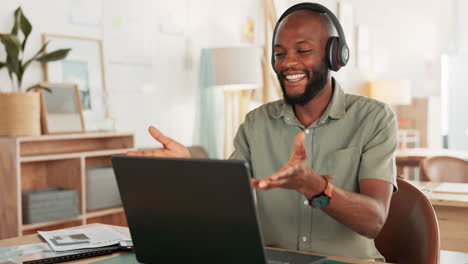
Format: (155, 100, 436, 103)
(22, 216, 83, 231)
(86, 207, 124, 218)
(0, 132, 134, 239)
(86, 211, 127, 227)
(21, 148, 134, 162)
(21, 207, 127, 231)
(19, 133, 134, 157)
(17, 132, 134, 142)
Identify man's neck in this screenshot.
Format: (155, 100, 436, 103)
(293, 78, 333, 127)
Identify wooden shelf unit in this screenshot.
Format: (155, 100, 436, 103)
(0, 132, 134, 239)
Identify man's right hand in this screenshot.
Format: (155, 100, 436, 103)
(126, 126, 191, 158)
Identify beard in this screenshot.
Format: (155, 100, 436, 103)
(277, 57, 329, 106)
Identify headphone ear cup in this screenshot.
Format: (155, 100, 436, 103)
(326, 37, 340, 71)
(338, 43, 349, 67)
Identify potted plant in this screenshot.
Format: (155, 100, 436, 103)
(0, 7, 70, 137)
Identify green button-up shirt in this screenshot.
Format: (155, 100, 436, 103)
(230, 79, 397, 261)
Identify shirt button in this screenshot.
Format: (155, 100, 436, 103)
(305, 129, 310, 134)
(302, 236, 308, 242)
(303, 200, 309, 206)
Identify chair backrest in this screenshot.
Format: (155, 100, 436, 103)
(420, 156, 468, 182)
(375, 178, 440, 264)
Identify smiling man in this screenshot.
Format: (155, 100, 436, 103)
(128, 2, 397, 261)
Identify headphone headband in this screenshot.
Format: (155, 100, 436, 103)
(271, 2, 349, 71)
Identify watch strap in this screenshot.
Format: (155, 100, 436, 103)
(323, 176, 333, 198)
(308, 176, 333, 208)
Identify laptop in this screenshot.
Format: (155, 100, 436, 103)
(112, 155, 327, 264)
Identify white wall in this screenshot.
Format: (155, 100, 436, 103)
(447, 0, 468, 150)
(351, 0, 454, 97)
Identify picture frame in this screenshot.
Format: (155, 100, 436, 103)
(39, 82, 85, 134)
(42, 34, 111, 131)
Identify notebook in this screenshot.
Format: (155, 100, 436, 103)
(112, 155, 327, 264)
(0, 243, 120, 264)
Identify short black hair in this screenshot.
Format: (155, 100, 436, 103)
(279, 9, 336, 38)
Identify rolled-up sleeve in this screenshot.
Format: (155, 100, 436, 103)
(229, 113, 252, 162)
(358, 105, 398, 191)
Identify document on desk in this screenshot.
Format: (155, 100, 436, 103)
(0, 242, 93, 264)
(39, 225, 129, 252)
(428, 182, 468, 194)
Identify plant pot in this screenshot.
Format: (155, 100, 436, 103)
(0, 92, 41, 137)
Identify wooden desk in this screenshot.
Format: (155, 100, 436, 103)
(396, 148, 468, 167)
(410, 181, 468, 252)
(0, 224, 384, 264)
(396, 148, 468, 179)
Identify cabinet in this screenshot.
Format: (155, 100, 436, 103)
(398, 97, 442, 148)
(0, 132, 134, 239)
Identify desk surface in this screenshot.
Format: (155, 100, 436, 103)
(409, 181, 468, 208)
(409, 181, 468, 252)
(396, 148, 468, 159)
(0, 224, 384, 264)
(396, 148, 468, 167)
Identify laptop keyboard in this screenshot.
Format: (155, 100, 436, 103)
(267, 260, 290, 264)
(264, 248, 326, 264)
(265, 249, 291, 264)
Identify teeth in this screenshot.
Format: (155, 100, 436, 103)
(285, 74, 306, 81)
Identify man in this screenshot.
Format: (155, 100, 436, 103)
(128, 3, 397, 261)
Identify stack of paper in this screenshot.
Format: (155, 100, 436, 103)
(39, 225, 129, 252)
(430, 182, 468, 194)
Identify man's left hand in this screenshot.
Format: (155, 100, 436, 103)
(251, 131, 333, 199)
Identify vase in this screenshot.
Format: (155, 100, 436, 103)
(0, 92, 41, 137)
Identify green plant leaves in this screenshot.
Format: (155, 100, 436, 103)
(0, 6, 70, 91)
(6, 55, 20, 80)
(11, 8, 20, 35)
(11, 7, 32, 51)
(20, 12, 32, 51)
(1, 34, 21, 86)
(22, 43, 71, 87)
(22, 41, 49, 73)
(36, 48, 71, 62)
(0, 34, 21, 59)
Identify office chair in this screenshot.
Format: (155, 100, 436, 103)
(420, 156, 468, 182)
(375, 178, 440, 264)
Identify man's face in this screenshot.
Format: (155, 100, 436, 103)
(273, 12, 330, 106)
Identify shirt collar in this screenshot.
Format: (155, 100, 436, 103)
(271, 77, 346, 122)
(324, 78, 346, 120)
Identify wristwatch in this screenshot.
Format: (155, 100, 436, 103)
(309, 177, 333, 209)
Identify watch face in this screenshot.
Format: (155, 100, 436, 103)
(311, 195, 330, 209)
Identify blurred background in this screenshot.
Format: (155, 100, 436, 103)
(2, 2, 468, 258)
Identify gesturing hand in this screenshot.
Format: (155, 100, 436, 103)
(126, 126, 191, 158)
(251, 132, 333, 199)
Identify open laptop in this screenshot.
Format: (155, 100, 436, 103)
(112, 155, 327, 264)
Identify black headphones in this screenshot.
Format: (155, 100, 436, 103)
(271, 2, 349, 72)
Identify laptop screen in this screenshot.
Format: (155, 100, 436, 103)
(112, 156, 267, 263)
